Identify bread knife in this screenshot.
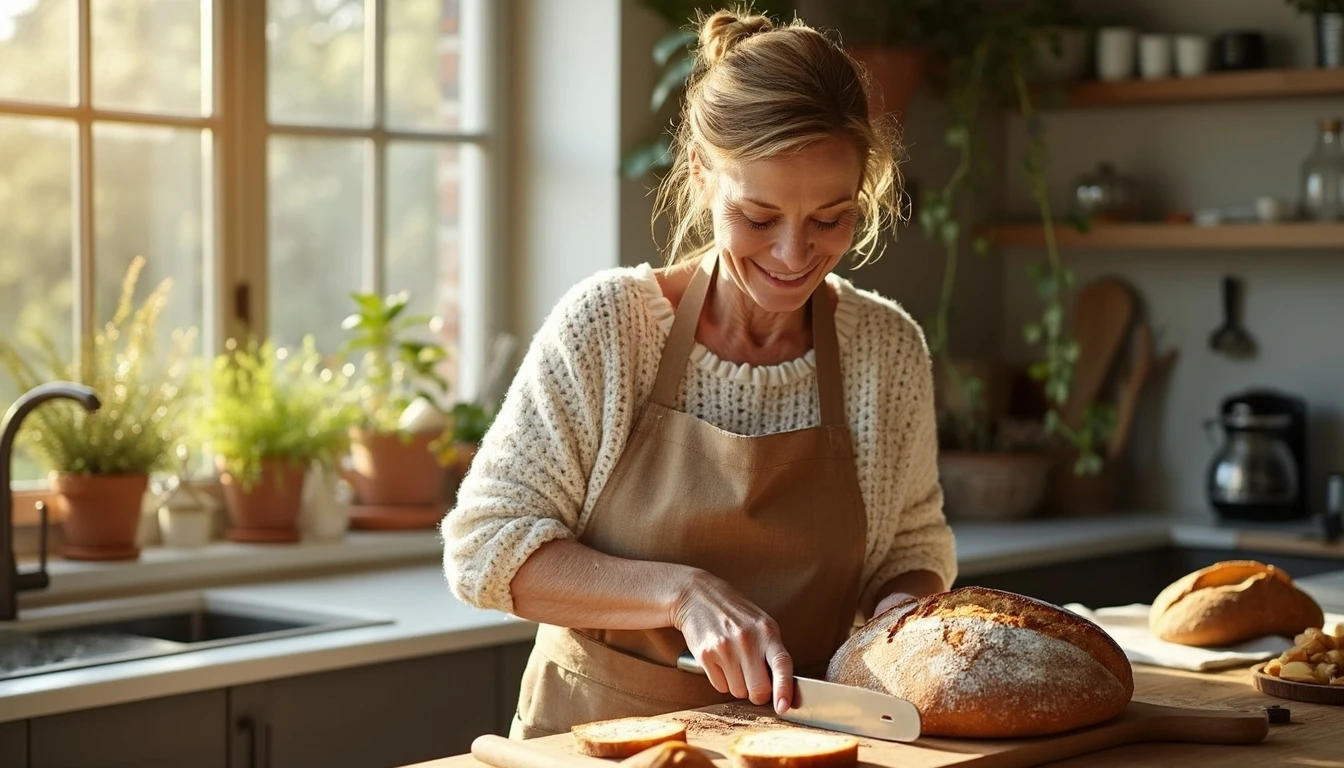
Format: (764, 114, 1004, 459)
(675, 651, 921, 742)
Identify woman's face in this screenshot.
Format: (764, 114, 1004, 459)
(702, 135, 863, 315)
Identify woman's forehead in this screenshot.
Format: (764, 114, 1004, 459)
(718, 139, 862, 206)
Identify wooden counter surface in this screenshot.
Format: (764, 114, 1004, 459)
(410, 664, 1340, 768)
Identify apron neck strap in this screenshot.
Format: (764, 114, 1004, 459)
(650, 252, 846, 426)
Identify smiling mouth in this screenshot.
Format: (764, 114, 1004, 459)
(753, 260, 815, 287)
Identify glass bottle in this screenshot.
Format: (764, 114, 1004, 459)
(1300, 117, 1344, 221)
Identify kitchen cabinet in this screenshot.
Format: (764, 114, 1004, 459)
(7, 640, 537, 768)
(29, 690, 228, 768)
(227, 644, 530, 768)
(1, 720, 27, 766)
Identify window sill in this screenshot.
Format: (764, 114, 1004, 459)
(16, 530, 443, 609)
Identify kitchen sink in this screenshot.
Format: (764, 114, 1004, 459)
(0, 592, 393, 681)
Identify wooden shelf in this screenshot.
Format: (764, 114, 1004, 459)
(1045, 68, 1344, 108)
(983, 221, 1344, 250)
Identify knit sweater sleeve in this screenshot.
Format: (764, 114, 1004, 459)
(440, 276, 618, 614)
(856, 302, 958, 614)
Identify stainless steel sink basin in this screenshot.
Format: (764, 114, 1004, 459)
(0, 592, 393, 681)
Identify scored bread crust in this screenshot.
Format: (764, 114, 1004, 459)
(727, 729, 858, 768)
(825, 586, 1134, 738)
(1148, 560, 1325, 647)
(571, 717, 688, 758)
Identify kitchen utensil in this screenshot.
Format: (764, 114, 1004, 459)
(1062, 279, 1134, 430)
(1252, 662, 1344, 706)
(1205, 390, 1308, 522)
(1208, 275, 1255, 358)
(674, 651, 921, 742)
(1212, 31, 1266, 71)
(1106, 322, 1152, 460)
(468, 697, 1269, 768)
(1138, 34, 1172, 79)
(1174, 35, 1209, 77)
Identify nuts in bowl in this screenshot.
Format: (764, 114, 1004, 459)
(1263, 624, 1344, 686)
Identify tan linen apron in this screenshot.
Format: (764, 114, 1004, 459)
(511, 252, 867, 739)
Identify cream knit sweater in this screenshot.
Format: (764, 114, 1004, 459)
(441, 263, 957, 623)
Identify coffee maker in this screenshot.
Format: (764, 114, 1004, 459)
(1206, 389, 1308, 522)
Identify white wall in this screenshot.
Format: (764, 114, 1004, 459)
(999, 0, 1344, 516)
(508, 0, 623, 340)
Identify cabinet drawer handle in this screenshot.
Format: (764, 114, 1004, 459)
(237, 716, 263, 768)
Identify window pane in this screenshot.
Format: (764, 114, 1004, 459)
(92, 0, 209, 116)
(0, 116, 75, 482)
(386, 141, 459, 386)
(268, 136, 365, 354)
(0, 0, 73, 104)
(386, 0, 463, 131)
(93, 123, 209, 357)
(268, 0, 367, 126)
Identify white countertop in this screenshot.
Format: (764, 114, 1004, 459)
(2, 513, 1342, 724)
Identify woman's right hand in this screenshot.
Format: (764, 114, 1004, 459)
(671, 569, 794, 714)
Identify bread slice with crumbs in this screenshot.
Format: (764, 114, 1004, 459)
(727, 729, 858, 768)
(571, 717, 688, 758)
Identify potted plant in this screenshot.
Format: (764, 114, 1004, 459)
(1285, 0, 1344, 68)
(432, 400, 496, 506)
(339, 291, 452, 526)
(838, 0, 970, 121)
(908, 1, 1118, 520)
(0, 256, 194, 560)
(199, 335, 357, 543)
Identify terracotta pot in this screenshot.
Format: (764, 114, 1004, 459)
(937, 451, 1056, 521)
(52, 472, 148, 561)
(348, 429, 445, 506)
(220, 459, 308, 543)
(849, 46, 928, 121)
(442, 441, 478, 506)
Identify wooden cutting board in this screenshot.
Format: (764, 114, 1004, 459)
(466, 697, 1267, 768)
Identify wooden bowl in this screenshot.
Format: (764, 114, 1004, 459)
(1251, 663, 1344, 706)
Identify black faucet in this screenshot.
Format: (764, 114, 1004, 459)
(1, 382, 100, 621)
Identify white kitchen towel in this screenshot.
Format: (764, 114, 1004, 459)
(1063, 603, 1344, 672)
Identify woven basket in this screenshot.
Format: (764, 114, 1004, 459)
(938, 451, 1057, 521)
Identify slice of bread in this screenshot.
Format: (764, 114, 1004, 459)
(727, 729, 858, 768)
(620, 741, 717, 768)
(571, 717, 688, 758)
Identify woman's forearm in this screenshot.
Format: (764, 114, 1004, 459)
(509, 539, 703, 629)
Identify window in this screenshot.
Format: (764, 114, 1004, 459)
(0, 0, 498, 490)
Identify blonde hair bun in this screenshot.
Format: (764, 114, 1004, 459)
(698, 10, 773, 67)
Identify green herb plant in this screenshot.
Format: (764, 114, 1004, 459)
(430, 401, 496, 466)
(200, 335, 359, 492)
(0, 256, 194, 476)
(339, 291, 450, 435)
(915, 0, 1114, 475)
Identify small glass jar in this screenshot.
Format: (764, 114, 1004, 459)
(1072, 162, 1135, 222)
(1300, 117, 1344, 221)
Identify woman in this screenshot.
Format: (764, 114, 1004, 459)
(442, 8, 956, 739)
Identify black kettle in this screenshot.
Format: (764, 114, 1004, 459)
(1205, 390, 1307, 522)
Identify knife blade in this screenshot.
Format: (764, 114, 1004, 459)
(675, 650, 921, 742)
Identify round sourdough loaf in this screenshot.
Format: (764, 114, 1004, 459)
(1148, 560, 1325, 647)
(825, 586, 1133, 738)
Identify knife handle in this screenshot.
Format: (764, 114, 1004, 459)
(676, 651, 705, 675)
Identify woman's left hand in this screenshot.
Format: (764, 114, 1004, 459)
(873, 591, 920, 620)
